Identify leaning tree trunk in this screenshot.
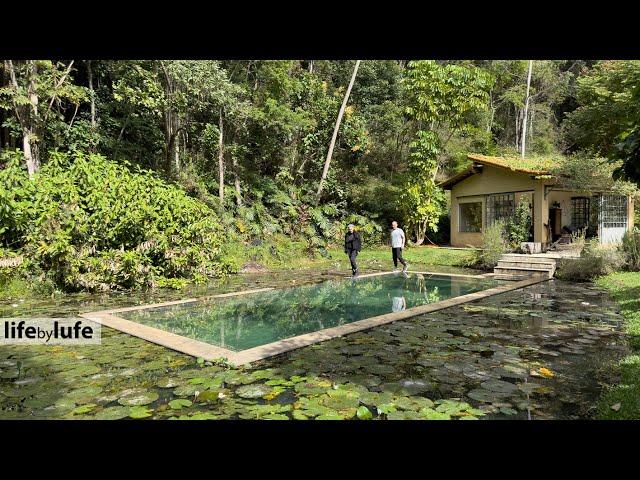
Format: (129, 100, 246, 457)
(521, 60, 533, 159)
(316, 60, 361, 202)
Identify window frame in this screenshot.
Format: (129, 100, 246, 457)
(458, 201, 483, 233)
(486, 193, 515, 226)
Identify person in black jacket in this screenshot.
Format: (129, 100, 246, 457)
(344, 223, 362, 277)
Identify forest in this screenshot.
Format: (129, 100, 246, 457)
(1, 59, 639, 292)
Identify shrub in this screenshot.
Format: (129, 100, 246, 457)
(556, 239, 626, 281)
(0, 150, 234, 291)
(505, 201, 532, 247)
(475, 220, 507, 269)
(622, 229, 640, 271)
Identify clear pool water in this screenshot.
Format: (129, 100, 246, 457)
(120, 273, 498, 351)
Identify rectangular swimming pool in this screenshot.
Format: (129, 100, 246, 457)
(119, 272, 497, 351)
(81, 271, 546, 365)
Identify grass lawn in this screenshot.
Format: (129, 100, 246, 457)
(231, 242, 479, 272)
(356, 246, 478, 269)
(595, 271, 640, 419)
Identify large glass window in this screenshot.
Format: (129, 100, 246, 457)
(571, 197, 590, 230)
(599, 195, 628, 229)
(459, 202, 482, 232)
(486, 193, 515, 225)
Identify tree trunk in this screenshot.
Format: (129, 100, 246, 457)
(515, 106, 520, 150)
(87, 60, 96, 130)
(218, 111, 225, 204)
(308, 60, 314, 73)
(316, 59, 360, 201)
(7, 60, 40, 177)
(232, 154, 242, 206)
(521, 60, 533, 158)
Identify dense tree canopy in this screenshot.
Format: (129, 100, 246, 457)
(1, 59, 639, 289)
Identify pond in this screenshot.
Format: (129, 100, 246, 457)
(0, 267, 629, 420)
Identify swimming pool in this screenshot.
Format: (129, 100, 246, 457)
(81, 271, 547, 365)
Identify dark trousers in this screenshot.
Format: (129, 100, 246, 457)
(392, 247, 406, 268)
(347, 249, 359, 274)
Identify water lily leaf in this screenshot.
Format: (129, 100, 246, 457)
(467, 389, 495, 403)
(129, 406, 153, 419)
(418, 408, 451, 420)
(236, 384, 273, 399)
(263, 414, 289, 420)
(315, 414, 344, 420)
(169, 399, 193, 410)
(294, 378, 332, 396)
(356, 406, 373, 420)
(538, 367, 555, 378)
(377, 403, 397, 415)
(195, 390, 221, 403)
(71, 403, 97, 415)
(118, 391, 159, 406)
(173, 384, 203, 397)
(93, 406, 130, 420)
(292, 410, 309, 420)
(480, 379, 517, 394)
(364, 364, 396, 375)
(156, 377, 182, 388)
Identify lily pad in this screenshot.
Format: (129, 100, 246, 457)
(118, 390, 159, 406)
(169, 399, 193, 410)
(294, 378, 332, 396)
(94, 406, 130, 420)
(480, 379, 517, 394)
(129, 406, 153, 419)
(236, 383, 273, 399)
(356, 406, 373, 420)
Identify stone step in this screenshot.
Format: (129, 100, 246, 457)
(494, 266, 554, 279)
(500, 254, 559, 264)
(497, 260, 556, 270)
(493, 273, 531, 281)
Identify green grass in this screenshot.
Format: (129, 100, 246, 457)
(0, 276, 37, 301)
(595, 271, 640, 419)
(226, 241, 478, 272)
(356, 246, 477, 269)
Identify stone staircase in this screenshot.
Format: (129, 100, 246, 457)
(493, 253, 558, 280)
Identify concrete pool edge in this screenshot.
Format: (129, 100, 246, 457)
(79, 272, 549, 367)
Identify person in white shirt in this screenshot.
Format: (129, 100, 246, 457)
(390, 221, 408, 273)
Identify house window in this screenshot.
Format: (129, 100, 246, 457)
(486, 193, 515, 225)
(599, 195, 628, 229)
(459, 202, 482, 232)
(571, 197, 590, 230)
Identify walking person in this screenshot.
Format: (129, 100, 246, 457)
(344, 223, 362, 278)
(390, 221, 408, 273)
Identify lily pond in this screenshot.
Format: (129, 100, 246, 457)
(0, 267, 629, 420)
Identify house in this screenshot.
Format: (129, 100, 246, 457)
(440, 154, 636, 248)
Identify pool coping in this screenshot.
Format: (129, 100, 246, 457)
(79, 271, 547, 366)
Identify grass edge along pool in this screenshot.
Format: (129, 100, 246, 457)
(80, 271, 549, 366)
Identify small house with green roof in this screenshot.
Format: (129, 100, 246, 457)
(440, 153, 635, 248)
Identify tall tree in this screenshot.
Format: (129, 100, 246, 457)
(1, 60, 84, 177)
(521, 60, 533, 158)
(402, 60, 492, 243)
